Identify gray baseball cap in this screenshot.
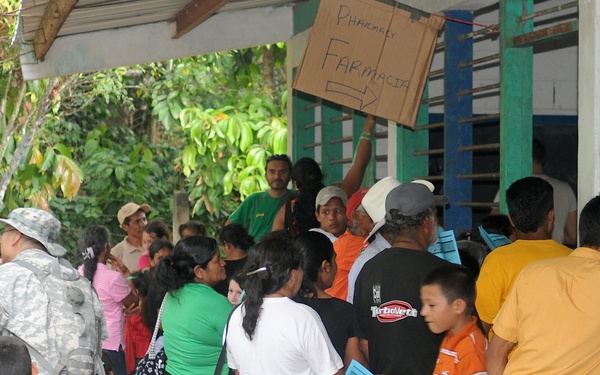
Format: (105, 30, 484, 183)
(385, 183, 449, 219)
(0, 208, 67, 257)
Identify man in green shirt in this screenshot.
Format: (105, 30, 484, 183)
(227, 154, 292, 241)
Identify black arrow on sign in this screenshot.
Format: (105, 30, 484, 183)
(325, 81, 378, 110)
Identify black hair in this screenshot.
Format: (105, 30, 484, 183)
(383, 206, 435, 243)
(532, 138, 547, 167)
(287, 157, 324, 234)
(457, 240, 489, 278)
(219, 223, 255, 251)
(149, 239, 174, 261)
(469, 214, 514, 248)
(154, 236, 219, 293)
(241, 230, 301, 340)
(422, 264, 476, 315)
(506, 177, 553, 233)
(178, 220, 207, 237)
(0, 336, 32, 375)
(144, 219, 171, 240)
(266, 154, 292, 172)
(579, 195, 600, 248)
(294, 231, 335, 298)
(79, 225, 111, 283)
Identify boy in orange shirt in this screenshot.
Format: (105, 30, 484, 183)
(421, 264, 487, 375)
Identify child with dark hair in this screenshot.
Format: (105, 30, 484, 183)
(139, 219, 171, 271)
(0, 336, 38, 375)
(213, 223, 255, 296)
(225, 231, 343, 374)
(178, 220, 207, 238)
(148, 239, 173, 267)
(420, 264, 486, 375)
(227, 274, 244, 307)
(124, 271, 152, 374)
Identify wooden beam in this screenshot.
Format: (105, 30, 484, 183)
(34, 0, 78, 61)
(171, 0, 230, 39)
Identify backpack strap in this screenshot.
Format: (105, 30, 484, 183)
(12, 257, 101, 375)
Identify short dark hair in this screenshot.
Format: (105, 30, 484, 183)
(579, 195, 600, 248)
(0, 336, 32, 375)
(532, 138, 547, 166)
(144, 219, 171, 240)
(266, 154, 292, 172)
(382, 206, 435, 243)
(178, 220, 206, 237)
(219, 223, 254, 251)
(506, 177, 553, 233)
(149, 239, 173, 260)
(422, 264, 476, 315)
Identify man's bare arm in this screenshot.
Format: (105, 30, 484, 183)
(487, 334, 516, 375)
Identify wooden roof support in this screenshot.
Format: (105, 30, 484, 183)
(171, 0, 230, 39)
(34, 0, 78, 61)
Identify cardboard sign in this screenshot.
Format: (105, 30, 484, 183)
(292, 0, 444, 127)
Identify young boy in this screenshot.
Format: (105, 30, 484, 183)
(0, 336, 38, 375)
(420, 264, 487, 375)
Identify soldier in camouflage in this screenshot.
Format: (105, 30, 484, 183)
(0, 208, 107, 375)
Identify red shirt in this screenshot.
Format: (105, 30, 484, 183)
(433, 317, 487, 375)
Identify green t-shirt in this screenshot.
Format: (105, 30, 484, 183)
(229, 190, 291, 241)
(163, 283, 232, 375)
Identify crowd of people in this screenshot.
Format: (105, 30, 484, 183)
(0, 125, 598, 375)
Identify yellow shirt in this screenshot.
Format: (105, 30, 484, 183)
(493, 247, 600, 374)
(476, 239, 571, 325)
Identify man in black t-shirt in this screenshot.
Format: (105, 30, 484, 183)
(354, 183, 450, 374)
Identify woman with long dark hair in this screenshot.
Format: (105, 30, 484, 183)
(271, 114, 376, 235)
(226, 231, 343, 374)
(79, 225, 138, 375)
(294, 231, 368, 371)
(154, 235, 232, 375)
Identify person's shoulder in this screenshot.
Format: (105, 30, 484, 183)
(111, 240, 126, 253)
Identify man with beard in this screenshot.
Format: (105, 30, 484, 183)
(228, 154, 292, 241)
(354, 183, 450, 374)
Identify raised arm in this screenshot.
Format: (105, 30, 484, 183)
(339, 114, 375, 197)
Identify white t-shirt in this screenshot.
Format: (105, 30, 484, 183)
(226, 297, 343, 375)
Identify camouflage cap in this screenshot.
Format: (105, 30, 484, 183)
(0, 208, 67, 257)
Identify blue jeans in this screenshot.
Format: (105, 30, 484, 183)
(105, 346, 127, 375)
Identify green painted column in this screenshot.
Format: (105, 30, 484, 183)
(291, 86, 316, 161)
(498, 0, 534, 213)
(396, 86, 430, 183)
(321, 100, 343, 186)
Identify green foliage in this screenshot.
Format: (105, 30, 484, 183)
(1, 1, 288, 253)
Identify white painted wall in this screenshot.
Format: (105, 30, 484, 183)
(428, 0, 578, 116)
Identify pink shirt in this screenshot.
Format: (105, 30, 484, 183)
(79, 263, 131, 350)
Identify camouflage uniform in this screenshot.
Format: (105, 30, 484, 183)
(0, 249, 108, 375)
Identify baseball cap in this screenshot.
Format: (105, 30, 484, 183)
(346, 187, 370, 225)
(118, 202, 151, 226)
(315, 186, 348, 210)
(365, 178, 440, 241)
(385, 183, 449, 218)
(0, 208, 67, 257)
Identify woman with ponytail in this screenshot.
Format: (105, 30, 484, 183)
(79, 225, 138, 375)
(153, 235, 232, 375)
(226, 231, 343, 375)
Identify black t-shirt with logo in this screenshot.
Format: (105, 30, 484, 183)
(354, 247, 447, 374)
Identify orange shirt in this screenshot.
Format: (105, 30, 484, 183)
(433, 317, 487, 375)
(326, 230, 366, 300)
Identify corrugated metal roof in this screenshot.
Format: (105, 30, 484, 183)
(18, 0, 300, 41)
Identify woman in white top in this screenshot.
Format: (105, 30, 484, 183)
(226, 231, 343, 375)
